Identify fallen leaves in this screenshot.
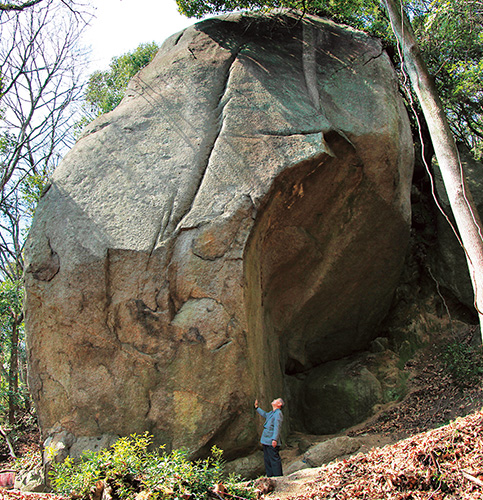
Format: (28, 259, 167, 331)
(2, 411, 483, 500)
(0, 493, 66, 500)
(287, 409, 483, 500)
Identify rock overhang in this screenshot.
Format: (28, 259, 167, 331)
(24, 10, 414, 460)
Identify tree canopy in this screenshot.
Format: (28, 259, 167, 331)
(176, 0, 386, 35)
(0, 0, 85, 13)
(0, 0, 43, 11)
(76, 42, 160, 132)
(412, 1, 483, 157)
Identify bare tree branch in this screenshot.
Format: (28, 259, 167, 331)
(0, 0, 93, 423)
(1, 0, 89, 201)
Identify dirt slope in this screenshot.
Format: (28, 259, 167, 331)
(267, 331, 483, 499)
(269, 409, 483, 500)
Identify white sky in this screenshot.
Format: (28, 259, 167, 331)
(82, 0, 196, 71)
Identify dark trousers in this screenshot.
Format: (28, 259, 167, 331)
(262, 444, 283, 477)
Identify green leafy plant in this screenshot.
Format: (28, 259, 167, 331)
(442, 340, 483, 387)
(50, 433, 256, 500)
(80, 42, 160, 120)
(0, 276, 30, 424)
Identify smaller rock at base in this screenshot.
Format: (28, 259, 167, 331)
(15, 467, 46, 493)
(69, 434, 120, 461)
(284, 459, 311, 475)
(304, 436, 362, 467)
(224, 451, 265, 479)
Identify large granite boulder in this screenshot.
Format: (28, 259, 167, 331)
(24, 11, 413, 459)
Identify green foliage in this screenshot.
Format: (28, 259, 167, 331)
(50, 433, 256, 500)
(0, 276, 28, 418)
(442, 340, 483, 387)
(413, 0, 483, 159)
(314, 0, 385, 36)
(80, 42, 160, 124)
(19, 171, 49, 218)
(176, 0, 280, 18)
(0, 276, 22, 325)
(176, 0, 383, 32)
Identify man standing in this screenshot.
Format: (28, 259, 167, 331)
(254, 398, 284, 477)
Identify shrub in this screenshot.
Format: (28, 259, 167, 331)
(442, 340, 483, 387)
(49, 433, 256, 500)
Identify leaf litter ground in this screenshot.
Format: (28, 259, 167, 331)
(2, 331, 483, 500)
(284, 410, 483, 500)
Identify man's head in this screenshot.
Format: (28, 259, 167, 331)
(271, 398, 285, 410)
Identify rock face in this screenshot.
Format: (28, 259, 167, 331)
(302, 359, 383, 434)
(24, 11, 413, 458)
(430, 144, 483, 309)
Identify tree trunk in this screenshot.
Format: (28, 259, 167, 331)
(8, 315, 19, 425)
(383, 0, 483, 337)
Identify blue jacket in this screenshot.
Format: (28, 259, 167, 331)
(257, 407, 283, 446)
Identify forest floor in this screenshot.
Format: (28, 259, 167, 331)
(1, 328, 483, 499)
(267, 327, 483, 500)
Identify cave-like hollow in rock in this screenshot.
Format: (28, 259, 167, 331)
(244, 131, 410, 435)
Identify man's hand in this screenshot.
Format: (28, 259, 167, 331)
(254, 399, 258, 409)
(272, 440, 277, 448)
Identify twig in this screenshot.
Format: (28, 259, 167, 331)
(0, 426, 16, 459)
(430, 451, 441, 474)
(462, 470, 483, 487)
(209, 488, 251, 500)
